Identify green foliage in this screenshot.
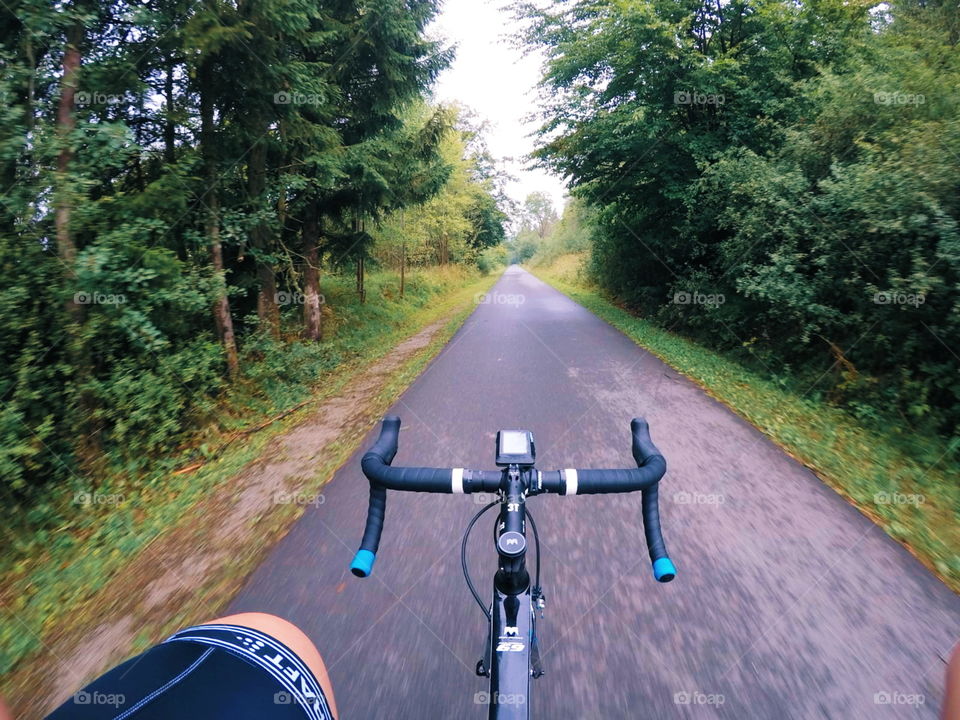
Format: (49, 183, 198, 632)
(505, 191, 565, 263)
(371, 107, 510, 268)
(519, 191, 558, 239)
(0, 0, 508, 530)
(527, 198, 593, 266)
(509, 230, 540, 264)
(526, 0, 960, 441)
(477, 244, 509, 274)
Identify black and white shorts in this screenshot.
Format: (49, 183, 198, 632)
(46, 624, 334, 719)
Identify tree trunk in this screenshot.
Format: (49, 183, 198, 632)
(248, 133, 280, 336)
(353, 213, 366, 303)
(200, 57, 239, 377)
(302, 202, 323, 341)
(209, 197, 240, 376)
(57, 9, 102, 460)
(163, 52, 176, 164)
(357, 255, 366, 304)
(55, 18, 81, 281)
(25, 36, 36, 135)
(400, 239, 405, 298)
(234, 0, 278, 335)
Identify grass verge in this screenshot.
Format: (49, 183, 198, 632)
(0, 266, 499, 691)
(531, 254, 959, 593)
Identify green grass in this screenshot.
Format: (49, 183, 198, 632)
(531, 254, 960, 592)
(0, 265, 500, 677)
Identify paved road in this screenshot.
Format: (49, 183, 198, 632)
(230, 266, 959, 718)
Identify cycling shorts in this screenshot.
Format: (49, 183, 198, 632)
(45, 623, 334, 719)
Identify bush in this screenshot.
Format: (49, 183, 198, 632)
(477, 244, 508, 274)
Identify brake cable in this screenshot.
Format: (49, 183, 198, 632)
(462, 500, 498, 622)
(525, 506, 543, 612)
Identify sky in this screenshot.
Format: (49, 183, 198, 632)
(427, 0, 568, 215)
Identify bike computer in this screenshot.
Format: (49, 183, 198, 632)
(495, 429, 536, 467)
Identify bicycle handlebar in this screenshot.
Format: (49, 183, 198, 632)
(350, 416, 676, 583)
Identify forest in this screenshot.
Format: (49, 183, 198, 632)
(0, 0, 509, 520)
(2, 0, 959, 708)
(523, 0, 960, 445)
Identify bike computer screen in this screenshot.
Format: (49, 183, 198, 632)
(495, 429, 536, 467)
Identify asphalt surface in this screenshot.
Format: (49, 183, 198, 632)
(229, 266, 959, 719)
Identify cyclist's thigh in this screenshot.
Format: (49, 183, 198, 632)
(208, 612, 338, 718)
(45, 613, 336, 720)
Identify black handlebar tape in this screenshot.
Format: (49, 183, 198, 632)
(351, 415, 401, 578)
(631, 417, 659, 466)
(353, 416, 503, 578)
(360, 458, 457, 492)
(563, 419, 674, 582)
(642, 485, 669, 563)
(353, 415, 676, 582)
(367, 414, 401, 465)
(574, 462, 666, 493)
(358, 484, 386, 555)
(632, 417, 675, 582)
(559, 417, 665, 494)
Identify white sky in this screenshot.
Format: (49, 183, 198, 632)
(428, 0, 568, 216)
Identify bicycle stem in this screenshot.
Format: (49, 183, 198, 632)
(494, 466, 530, 596)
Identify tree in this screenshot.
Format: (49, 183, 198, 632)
(524, 0, 960, 434)
(520, 191, 558, 239)
(282, 0, 450, 326)
(372, 107, 509, 272)
(0, 0, 477, 506)
(191, 0, 241, 374)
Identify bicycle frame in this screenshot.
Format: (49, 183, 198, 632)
(480, 467, 536, 719)
(485, 583, 534, 718)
